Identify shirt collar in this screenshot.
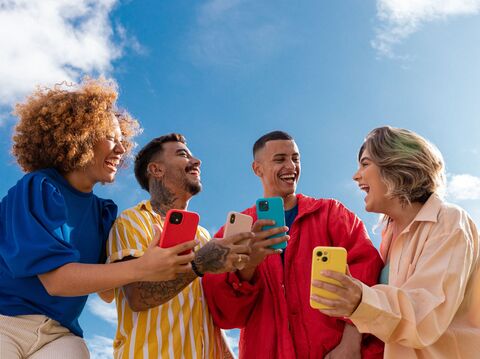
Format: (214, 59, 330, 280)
(411, 193, 442, 224)
(138, 200, 153, 212)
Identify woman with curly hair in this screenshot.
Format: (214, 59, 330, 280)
(0, 79, 197, 358)
(311, 126, 480, 358)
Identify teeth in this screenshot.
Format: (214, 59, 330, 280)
(105, 160, 119, 167)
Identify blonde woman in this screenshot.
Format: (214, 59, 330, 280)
(311, 126, 480, 358)
(0, 79, 197, 359)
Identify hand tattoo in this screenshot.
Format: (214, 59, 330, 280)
(193, 240, 230, 274)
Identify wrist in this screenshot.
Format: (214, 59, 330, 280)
(128, 256, 145, 282)
(238, 267, 256, 282)
(191, 259, 204, 277)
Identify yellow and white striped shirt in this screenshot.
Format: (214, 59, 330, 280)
(107, 201, 229, 359)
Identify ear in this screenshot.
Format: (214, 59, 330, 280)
(147, 162, 165, 179)
(252, 160, 263, 177)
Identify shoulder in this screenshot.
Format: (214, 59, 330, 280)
(3, 170, 67, 229)
(298, 194, 354, 216)
(436, 200, 477, 235)
(115, 202, 150, 226)
(16, 169, 60, 194)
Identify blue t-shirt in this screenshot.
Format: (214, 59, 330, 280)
(0, 168, 117, 337)
(281, 205, 298, 262)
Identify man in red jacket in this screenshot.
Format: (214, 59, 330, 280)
(202, 131, 384, 358)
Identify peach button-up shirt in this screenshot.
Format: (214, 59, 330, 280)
(350, 194, 480, 358)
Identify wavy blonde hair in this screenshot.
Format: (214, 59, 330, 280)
(12, 77, 141, 173)
(359, 126, 445, 206)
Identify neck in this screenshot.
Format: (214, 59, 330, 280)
(63, 170, 95, 193)
(387, 200, 423, 236)
(149, 179, 191, 217)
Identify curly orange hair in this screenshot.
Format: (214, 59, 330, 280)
(12, 77, 141, 173)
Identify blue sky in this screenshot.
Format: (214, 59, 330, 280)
(1, 1, 480, 357)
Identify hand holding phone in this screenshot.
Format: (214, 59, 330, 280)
(310, 246, 347, 309)
(255, 197, 287, 250)
(159, 209, 199, 255)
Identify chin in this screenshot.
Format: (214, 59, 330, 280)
(187, 182, 202, 195)
(101, 175, 116, 184)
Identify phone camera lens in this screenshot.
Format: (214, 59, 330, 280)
(170, 212, 183, 224)
(322, 256, 328, 262)
(316, 251, 322, 257)
(259, 201, 269, 211)
(230, 214, 236, 224)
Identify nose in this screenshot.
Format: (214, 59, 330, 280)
(114, 140, 126, 155)
(352, 167, 361, 182)
(191, 155, 201, 167)
(285, 158, 296, 170)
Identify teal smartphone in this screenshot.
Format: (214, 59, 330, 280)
(256, 197, 287, 250)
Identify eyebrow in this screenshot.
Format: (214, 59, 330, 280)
(360, 156, 372, 162)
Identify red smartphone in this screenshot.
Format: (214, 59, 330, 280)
(159, 209, 199, 254)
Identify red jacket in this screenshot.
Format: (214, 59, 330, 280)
(202, 194, 384, 358)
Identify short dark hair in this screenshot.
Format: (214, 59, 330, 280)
(253, 131, 293, 158)
(134, 133, 186, 191)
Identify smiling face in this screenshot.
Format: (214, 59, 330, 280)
(83, 116, 126, 186)
(149, 141, 202, 197)
(253, 139, 301, 200)
(352, 148, 391, 214)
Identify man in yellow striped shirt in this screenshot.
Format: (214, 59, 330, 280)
(107, 133, 286, 359)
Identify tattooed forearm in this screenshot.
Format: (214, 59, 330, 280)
(193, 240, 230, 274)
(125, 271, 197, 311)
(150, 178, 178, 216)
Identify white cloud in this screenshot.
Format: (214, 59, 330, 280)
(86, 335, 114, 359)
(222, 329, 239, 355)
(188, 0, 289, 67)
(0, 0, 122, 107)
(447, 173, 480, 200)
(373, 0, 480, 57)
(87, 295, 117, 325)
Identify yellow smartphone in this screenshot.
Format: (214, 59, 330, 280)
(310, 246, 347, 309)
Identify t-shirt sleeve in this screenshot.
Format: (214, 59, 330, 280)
(97, 199, 118, 264)
(0, 173, 80, 278)
(106, 211, 152, 263)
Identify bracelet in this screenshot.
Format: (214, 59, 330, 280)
(191, 260, 204, 277)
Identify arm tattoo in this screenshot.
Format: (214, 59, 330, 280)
(127, 271, 197, 310)
(194, 240, 230, 274)
(150, 178, 177, 216)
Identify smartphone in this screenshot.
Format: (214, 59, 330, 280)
(224, 212, 253, 245)
(159, 209, 199, 254)
(310, 246, 347, 309)
(255, 197, 287, 250)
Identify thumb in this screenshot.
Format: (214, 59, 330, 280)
(148, 223, 162, 248)
(345, 264, 352, 277)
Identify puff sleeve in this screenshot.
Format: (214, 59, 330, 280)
(0, 173, 80, 278)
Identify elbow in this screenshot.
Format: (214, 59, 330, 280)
(126, 296, 164, 312)
(127, 300, 153, 312)
(43, 282, 67, 297)
(39, 275, 67, 297)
